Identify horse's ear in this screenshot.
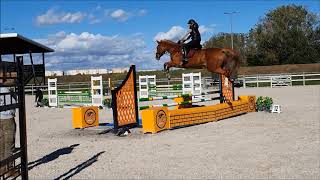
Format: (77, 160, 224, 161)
(156, 40, 160, 44)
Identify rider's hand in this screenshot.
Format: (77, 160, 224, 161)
(177, 40, 181, 44)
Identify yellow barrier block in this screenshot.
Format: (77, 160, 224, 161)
(141, 96, 256, 133)
(141, 107, 169, 134)
(72, 106, 99, 129)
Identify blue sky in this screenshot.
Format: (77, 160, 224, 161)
(1, 0, 319, 71)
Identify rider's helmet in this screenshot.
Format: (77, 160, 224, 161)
(187, 19, 196, 25)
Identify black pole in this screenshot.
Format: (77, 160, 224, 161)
(219, 75, 223, 103)
(111, 89, 118, 133)
(132, 65, 139, 127)
(42, 52, 45, 85)
(232, 80, 235, 101)
(29, 52, 36, 85)
(17, 56, 28, 179)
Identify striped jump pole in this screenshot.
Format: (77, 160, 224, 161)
(139, 94, 192, 102)
(139, 97, 221, 110)
(139, 101, 192, 110)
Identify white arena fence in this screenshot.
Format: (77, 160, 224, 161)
(24, 72, 320, 96)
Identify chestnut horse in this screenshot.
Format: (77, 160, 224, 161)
(155, 40, 240, 79)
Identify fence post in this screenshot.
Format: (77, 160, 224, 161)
(257, 75, 259, 87)
(303, 72, 305, 86)
(243, 76, 246, 88)
(31, 84, 34, 95)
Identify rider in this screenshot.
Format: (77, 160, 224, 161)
(178, 19, 202, 65)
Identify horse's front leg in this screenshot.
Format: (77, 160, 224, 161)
(164, 61, 174, 79)
(163, 63, 168, 73)
(164, 61, 174, 72)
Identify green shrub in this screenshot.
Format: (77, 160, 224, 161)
(103, 98, 112, 108)
(42, 98, 49, 106)
(256, 96, 273, 112)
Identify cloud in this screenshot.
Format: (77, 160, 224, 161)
(95, 5, 102, 11)
(154, 25, 214, 41)
(88, 14, 102, 24)
(107, 9, 146, 22)
(154, 26, 185, 41)
(138, 9, 147, 16)
(35, 32, 160, 71)
(37, 7, 146, 25)
(36, 8, 86, 25)
(199, 25, 214, 34)
(110, 9, 130, 22)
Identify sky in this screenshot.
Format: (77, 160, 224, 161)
(1, 0, 319, 71)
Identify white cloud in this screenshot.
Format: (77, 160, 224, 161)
(95, 5, 102, 10)
(35, 32, 161, 71)
(36, 8, 86, 25)
(154, 25, 214, 41)
(88, 14, 102, 24)
(199, 25, 214, 34)
(107, 9, 147, 22)
(110, 9, 130, 22)
(138, 9, 147, 16)
(154, 26, 185, 41)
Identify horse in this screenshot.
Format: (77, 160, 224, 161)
(155, 40, 240, 79)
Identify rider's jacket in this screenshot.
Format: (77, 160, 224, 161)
(189, 22, 201, 41)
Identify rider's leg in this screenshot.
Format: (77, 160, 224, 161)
(183, 46, 188, 60)
(182, 43, 191, 64)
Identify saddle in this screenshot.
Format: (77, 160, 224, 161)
(187, 44, 202, 58)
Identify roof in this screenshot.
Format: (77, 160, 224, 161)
(0, 33, 54, 55)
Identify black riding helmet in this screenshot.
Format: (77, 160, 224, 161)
(187, 19, 196, 25)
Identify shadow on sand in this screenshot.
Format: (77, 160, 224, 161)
(54, 151, 105, 180)
(28, 144, 80, 170)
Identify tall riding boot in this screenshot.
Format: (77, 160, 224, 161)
(182, 47, 188, 65)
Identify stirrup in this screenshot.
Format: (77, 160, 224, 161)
(181, 58, 188, 66)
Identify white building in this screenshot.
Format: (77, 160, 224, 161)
(46, 67, 132, 76)
(64, 68, 109, 75)
(110, 67, 129, 73)
(45, 70, 64, 76)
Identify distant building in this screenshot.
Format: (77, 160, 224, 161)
(45, 71, 64, 76)
(137, 69, 158, 72)
(46, 67, 134, 76)
(110, 67, 129, 73)
(64, 68, 109, 75)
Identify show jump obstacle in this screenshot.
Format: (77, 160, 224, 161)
(111, 65, 140, 133)
(138, 73, 234, 110)
(139, 72, 202, 99)
(48, 76, 103, 107)
(111, 65, 256, 134)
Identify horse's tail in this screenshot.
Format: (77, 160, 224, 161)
(222, 49, 240, 79)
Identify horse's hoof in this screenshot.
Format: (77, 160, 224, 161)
(166, 74, 171, 80)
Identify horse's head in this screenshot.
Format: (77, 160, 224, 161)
(155, 40, 180, 60)
(155, 40, 166, 60)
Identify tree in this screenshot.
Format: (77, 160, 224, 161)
(247, 4, 320, 66)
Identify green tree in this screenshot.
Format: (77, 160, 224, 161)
(247, 4, 320, 66)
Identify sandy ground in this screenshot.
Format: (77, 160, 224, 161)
(19, 85, 320, 179)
